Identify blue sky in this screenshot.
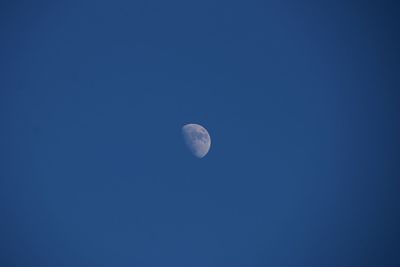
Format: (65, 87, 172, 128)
(1, 1, 400, 266)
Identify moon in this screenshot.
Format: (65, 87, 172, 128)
(182, 123, 211, 158)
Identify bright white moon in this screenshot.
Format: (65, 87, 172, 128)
(182, 123, 211, 158)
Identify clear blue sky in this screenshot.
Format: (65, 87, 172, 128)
(1, 0, 399, 266)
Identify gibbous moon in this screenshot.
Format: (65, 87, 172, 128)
(182, 123, 211, 158)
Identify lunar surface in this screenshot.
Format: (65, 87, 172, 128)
(182, 123, 211, 158)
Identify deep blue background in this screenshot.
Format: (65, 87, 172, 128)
(1, 0, 399, 266)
